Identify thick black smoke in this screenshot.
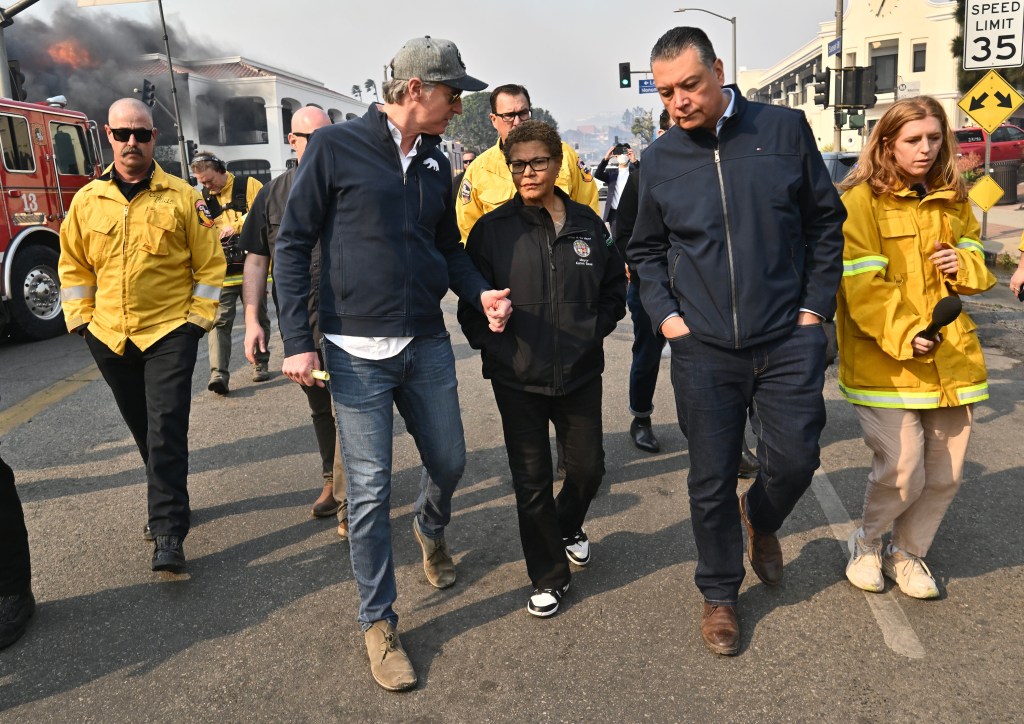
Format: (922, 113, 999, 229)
(6, 1, 223, 129)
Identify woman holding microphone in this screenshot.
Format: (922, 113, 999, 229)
(837, 96, 995, 599)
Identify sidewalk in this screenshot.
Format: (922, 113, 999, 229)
(978, 182, 1024, 263)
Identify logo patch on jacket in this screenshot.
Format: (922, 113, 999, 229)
(573, 239, 591, 258)
(460, 178, 472, 204)
(578, 158, 593, 182)
(195, 200, 215, 228)
(423, 158, 440, 172)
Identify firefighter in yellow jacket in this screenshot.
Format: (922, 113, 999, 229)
(836, 97, 995, 600)
(58, 98, 225, 573)
(191, 152, 266, 394)
(456, 84, 598, 242)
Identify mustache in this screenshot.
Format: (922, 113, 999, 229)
(120, 146, 143, 156)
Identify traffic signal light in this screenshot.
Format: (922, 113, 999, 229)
(619, 62, 631, 88)
(141, 79, 156, 107)
(8, 60, 26, 102)
(812, 69, 831, 108)
(841, 67, 877, 109)
(185, 139, 197, 164)
(849, 111, 866, 129)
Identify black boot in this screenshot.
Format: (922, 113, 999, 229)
(629, 416, 660, 453)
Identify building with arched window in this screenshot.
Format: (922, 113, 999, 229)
(136, 54, 367, 180)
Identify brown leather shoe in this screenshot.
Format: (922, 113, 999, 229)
(337, 501, 349, 539)
(312, 482, 341, 518)
(701, 603, 739, 655)
(739, 491, 783, 585)
(364, 620, 417, 691)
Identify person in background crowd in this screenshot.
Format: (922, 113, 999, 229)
(628, 27, 844, 656)
(240, 106, 348, 534)
(459, 121, 625, 618)
(0, 441, 34, 649)
(452, 149, 476, 205)
(59, 98, 225, 573)
(456, 83, 598, 242)
(838, 96, 995, 599)
(593, 142, 637, 237)
(191, 152, 265, 395)
(273, 36, 510, 692)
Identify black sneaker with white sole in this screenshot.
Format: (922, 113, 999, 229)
(563, 528, 591, 566)
(527, 582, 570, 618)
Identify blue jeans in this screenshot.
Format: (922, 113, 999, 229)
(322, 333, 466, 629)
(668, 325, 827, 604)
(627, 280, 665, 417)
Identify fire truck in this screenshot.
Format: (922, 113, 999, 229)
(0, 95, 102, 340)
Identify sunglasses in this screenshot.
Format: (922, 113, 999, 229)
(441, 88, 462, 106)
(292, 132, 313, 140)
(110, 127, 154, 143)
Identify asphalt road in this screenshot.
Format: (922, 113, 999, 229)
(1, 284, 1022, 722)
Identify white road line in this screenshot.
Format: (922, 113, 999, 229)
(810, 468, 927, 660)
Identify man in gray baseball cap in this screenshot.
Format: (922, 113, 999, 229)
(275, 37, 511, 692)
(389, 35, 487, 92)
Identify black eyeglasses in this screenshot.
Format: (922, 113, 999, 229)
(508, 156, 552, 175)
(292, 132, 313, 140)
(494, 109, 532, 124)
(110, 127, 154, 143)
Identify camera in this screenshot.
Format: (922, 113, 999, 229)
(612, 143, 631, 155)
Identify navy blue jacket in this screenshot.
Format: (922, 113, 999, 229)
(627, 89, 845, 350)
(274, 104, 489, 356)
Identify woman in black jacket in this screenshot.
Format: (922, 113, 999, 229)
(458, 121, 626, 617)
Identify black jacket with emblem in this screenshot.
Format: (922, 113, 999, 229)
(458, 188, 626, 396)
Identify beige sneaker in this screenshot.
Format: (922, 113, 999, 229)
(337, 502, 349, 540)
(846, 528, 883, 592)
(412, 517, 455, 589)
(882, 547, 940, 599)
(364, 621, 416, 691)
(252, 362, 270, 382)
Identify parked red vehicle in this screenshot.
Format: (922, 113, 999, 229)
(955, 124, 1024, 165)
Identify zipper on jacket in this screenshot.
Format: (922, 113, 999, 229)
(389, 134, 412, 332)
(547, 214, 564, 394)
(714, 147, 740, 348)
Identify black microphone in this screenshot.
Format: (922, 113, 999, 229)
(919, 296, 962, 341)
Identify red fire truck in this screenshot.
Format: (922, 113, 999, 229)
(1, 95, 102, 340)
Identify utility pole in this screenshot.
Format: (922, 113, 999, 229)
(834, 0, 843, 152)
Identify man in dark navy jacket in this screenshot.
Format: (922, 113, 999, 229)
(628, 27, 844, 656)
(274, 37, 511, 692)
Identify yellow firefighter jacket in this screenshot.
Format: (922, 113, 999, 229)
(58, 162, 226, 354)
(211, 172, 262, 286)
(456, 140, 599, 242)
(837, 182, 995, 409)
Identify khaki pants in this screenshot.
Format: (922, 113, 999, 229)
(854, 405, 973, 557)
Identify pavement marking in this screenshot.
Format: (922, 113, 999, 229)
(810, 467, 927, 660)
(0, 363, 102, 438)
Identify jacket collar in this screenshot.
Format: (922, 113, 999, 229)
(366, 103, 442, 153)
(96, 161, 173, 199)
(511, 187, 592, 236)
(893, 185, 958, 202)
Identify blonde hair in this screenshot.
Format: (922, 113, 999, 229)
(840, 96, 965, 200)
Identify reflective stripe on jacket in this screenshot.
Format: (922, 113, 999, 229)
(58, 162, 226, 354)
(456, 140, 599, 242)
(836, 182, 995, 409)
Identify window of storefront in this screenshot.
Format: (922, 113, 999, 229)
(913, 44, 926, 73)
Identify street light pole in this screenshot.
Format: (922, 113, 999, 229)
(674, 7, 737, 84)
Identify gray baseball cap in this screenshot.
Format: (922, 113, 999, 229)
(389, 36, 487, 92)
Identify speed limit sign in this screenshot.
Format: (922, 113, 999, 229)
(964, 1, 1024, 70)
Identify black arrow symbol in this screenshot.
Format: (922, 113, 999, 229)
(995, 91, 1014, 107)
(970, 93, 989, 111)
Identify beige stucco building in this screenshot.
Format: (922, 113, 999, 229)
(739, 0, 962, 151)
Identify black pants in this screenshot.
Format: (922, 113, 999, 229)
(491, 377, 605, 590)
(0, 453, 31, 595)
(87, 326, 200, 539)
(300, 350, 337, 481)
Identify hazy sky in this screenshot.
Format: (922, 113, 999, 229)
(36, 0, 838, 127)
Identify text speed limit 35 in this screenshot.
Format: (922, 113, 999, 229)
(964, 1, 1024, 70)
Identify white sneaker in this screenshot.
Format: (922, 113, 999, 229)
(563, 528, 590, 566)
(845, 528, 883, 592)
(882, 547, 940, 599)
(526, 582, 570, 618)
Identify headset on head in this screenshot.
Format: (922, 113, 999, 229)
(190, 152, 226, 173)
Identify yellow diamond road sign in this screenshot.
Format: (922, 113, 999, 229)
(959, 70, 1024, 133)
(969, 175, 1005, 212)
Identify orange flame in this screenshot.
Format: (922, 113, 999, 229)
(48, 40, 96, 69)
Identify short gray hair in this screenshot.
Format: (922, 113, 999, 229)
(382, 78, 439, 104)
(650, 26, 717, 69)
